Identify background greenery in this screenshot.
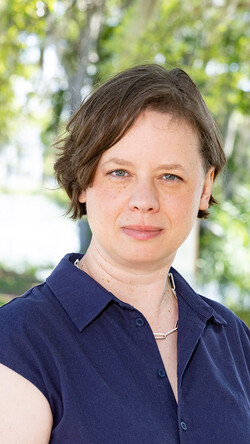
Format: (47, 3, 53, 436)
(0, 0, 249, 323)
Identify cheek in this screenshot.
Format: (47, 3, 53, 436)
(162, 187, 201, 219)
(85, 185, 125, 219)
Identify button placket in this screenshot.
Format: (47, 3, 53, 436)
(134, 314, 170, 395)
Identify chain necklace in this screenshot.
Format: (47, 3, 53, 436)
(153, 272, 178, 340)
(153, 320, 178, 340)
(74, 259, 178, 340)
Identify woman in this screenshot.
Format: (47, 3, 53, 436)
(0, 65, 249, 443)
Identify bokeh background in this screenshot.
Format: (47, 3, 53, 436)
(0, 0, 249, 323)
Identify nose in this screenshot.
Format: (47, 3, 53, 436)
(128, 180, 160, 213)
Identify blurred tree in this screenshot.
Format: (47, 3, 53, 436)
(0, 0, 53, 144)
(98, 0, 250, 305)
(0, 0, 249, 305)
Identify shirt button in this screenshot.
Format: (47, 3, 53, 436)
(135, 317, 144, 327)
(158, 368, 166, 378)
(180, 421, 187, 431)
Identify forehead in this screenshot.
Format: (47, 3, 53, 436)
(100, 110, 201, 161)
(134, 109, 197, 134)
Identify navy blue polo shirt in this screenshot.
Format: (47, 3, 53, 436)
(0, 253, 249, 443)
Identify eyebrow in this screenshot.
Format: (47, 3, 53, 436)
(101, 157, 186, 171)
(101, 158, 134, 167)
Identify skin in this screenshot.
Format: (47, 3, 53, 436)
(0, 110, 214, 439)
(78, 110, 214, 401)
(0, 364, 53, 443)
(78, 110, 214, 303)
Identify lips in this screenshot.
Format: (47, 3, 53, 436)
(122, 225, 163, 240)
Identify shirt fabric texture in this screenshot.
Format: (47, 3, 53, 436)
(0, 253, 249, 444)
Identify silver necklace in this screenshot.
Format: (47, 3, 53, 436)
(153, 320, 178, 340)
(153, 272, 178, 340)
(74, 259, 178, 340)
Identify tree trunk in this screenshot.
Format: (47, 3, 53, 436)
(69, 0, 106, 111)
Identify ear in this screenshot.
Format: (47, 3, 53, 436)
(78, 190, 86, 203)
(199, 167, 215, 211)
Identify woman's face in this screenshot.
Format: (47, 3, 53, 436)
(79, 109, 214, 271)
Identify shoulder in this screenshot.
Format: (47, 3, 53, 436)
(172, 267, 249, 342)
(0, 282, 58, 336)
(0, 283, 62, 403)
(200, 294, 249, 338)
(0, 279, 71, 353)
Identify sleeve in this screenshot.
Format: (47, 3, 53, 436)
(0, 290, 58, 406)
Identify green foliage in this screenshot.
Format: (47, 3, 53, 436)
(44, 187, 70, 210)
(98, 0, 250, 305)
(199, 199, 250, 301)
(0, 0, 55, 144)
(229, 308, 250, 327)
(1, 0, 249, 307)
(99, 0, 250, 120)
(0, 264, 41, 298)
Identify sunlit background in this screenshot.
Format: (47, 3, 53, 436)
(0, 0, 249, 323)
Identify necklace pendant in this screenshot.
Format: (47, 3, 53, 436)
(153, 274, 178, 340)
(154, 333, 168, 340)
(154, 321, 178, 340)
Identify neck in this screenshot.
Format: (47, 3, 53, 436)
(78, 240, 177, 321)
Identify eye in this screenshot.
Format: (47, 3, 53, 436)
(109, 169, 129, 177)
(162, 173, 181, 181)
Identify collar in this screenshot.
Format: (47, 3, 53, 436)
(171, 268, 227, 326)
(46, 253, 227, 332)
(46, 253, 134, 332)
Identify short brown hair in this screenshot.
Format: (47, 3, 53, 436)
(54, 64, 226, 219)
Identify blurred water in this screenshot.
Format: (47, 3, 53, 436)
(0, 194, 80, 277)
(0, 192, 199, 287)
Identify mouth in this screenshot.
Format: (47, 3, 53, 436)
(122, 225, 163, 240)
